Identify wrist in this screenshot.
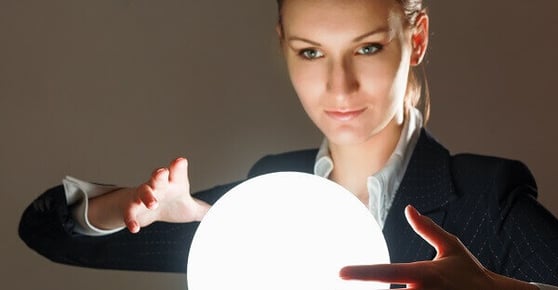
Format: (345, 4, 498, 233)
(88, 187, 132, 230)
(193, 199, 211, 221)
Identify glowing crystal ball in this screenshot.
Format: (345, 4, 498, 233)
(187, 172, 390, 290)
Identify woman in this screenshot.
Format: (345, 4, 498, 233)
(19, 0, 558, 289)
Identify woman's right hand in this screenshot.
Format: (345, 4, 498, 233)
(88, 157, 210, 233)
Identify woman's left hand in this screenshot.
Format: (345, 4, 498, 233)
(339, 205, 537, 290)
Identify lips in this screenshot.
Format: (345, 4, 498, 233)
(325, 108, 367, 121)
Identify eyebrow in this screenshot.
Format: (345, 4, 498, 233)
(287, 27, 391, 46)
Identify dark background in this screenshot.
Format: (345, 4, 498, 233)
(2, 1, 557, 289)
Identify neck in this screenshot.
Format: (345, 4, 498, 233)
(329, 116, 404, 201)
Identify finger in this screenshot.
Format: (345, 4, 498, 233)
(340, 261, 432, 284)
(145, 168, 169, 207)
(124, 213, 140, 233)
(124, 194, 142, 233)
(149, 167, 169, 187)
(404, 205, 459, 256)
(137, 183, 159, 210)
(168, 157, 189, 184)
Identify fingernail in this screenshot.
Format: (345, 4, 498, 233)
(339, 266, 366, 280)
(154, 168, 167, 176)
(148, 201, 159, 209)
(407, 204, 421, 215)
(177, 157, 188, 166)
(128, 221, 138, 233)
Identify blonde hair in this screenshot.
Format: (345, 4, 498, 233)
(398, 0, 430, 123)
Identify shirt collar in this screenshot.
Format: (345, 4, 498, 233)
(314, 139, 334, 178)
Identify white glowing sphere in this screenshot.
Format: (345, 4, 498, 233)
(187, 172, 390, 290)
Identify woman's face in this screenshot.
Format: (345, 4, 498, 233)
(280, 0, 416, 146)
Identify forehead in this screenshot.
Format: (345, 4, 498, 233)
(281, 0, 403, 37)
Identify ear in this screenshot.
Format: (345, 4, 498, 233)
(410, 12, 429, 66)
(275, 23, 283, 40)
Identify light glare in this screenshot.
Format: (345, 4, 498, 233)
(187, 172, 390, 290)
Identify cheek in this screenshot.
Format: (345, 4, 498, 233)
(356, 60, 399, 102)
(287, 59, 325, 110)
(358, 50, 410, 104)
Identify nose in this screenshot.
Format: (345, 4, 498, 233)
(326, 57, 359, 99)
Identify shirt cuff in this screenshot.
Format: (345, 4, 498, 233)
(531, 282, 558, 289)
(63, 176, 126, 236)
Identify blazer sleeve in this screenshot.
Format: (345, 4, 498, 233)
(450, 154, 558, 285)
(17, 149, 312, 273)
(18, 182, 238, 273)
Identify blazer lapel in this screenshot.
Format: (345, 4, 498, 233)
(382, 129, 459, 263)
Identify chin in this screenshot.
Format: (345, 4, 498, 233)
(324, 129, 372, 147)
(322, 121, 389, 147)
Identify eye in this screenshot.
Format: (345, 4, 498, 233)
(299, 48, 324, 60)
(356, 44, 383, 55)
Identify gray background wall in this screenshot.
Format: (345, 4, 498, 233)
(2, 1, 557, 289)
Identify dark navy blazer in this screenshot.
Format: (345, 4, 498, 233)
(19, 130, 558, 285)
